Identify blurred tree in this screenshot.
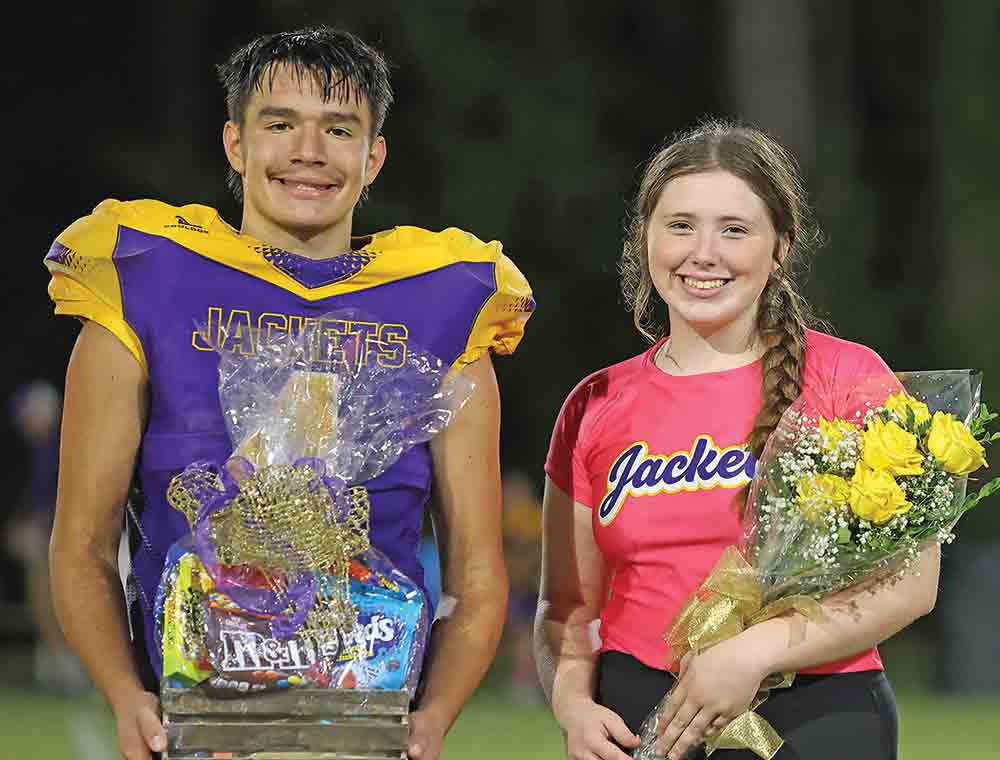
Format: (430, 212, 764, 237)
(807, 1, 944, 364)
(933, 0, 1000, 541)
(723, 0, 816, 169)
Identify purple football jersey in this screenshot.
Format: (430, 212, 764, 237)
(46, 199, 534, 676)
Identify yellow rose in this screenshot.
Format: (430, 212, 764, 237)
(861, 417, 924, 477)
(818, 418, 857, 455)
(883, 391, 931, 427)
(796, 473, 851, 523)
(849, 462, 911, 524)
(926, 411, 987, 476)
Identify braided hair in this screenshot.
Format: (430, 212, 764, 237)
(620, 119, 823, 467)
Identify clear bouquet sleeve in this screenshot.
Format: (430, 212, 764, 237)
(635, 370, 1000, 759)
(154, 309, 473, 698)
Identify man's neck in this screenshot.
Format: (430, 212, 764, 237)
(240, 215, 354, 261)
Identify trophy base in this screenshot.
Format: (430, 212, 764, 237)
(162, 687, 409, 760)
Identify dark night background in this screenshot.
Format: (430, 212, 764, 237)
(7, 2, 996, 528)
(1, 1, 999, 752)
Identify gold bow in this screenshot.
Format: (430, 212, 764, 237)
(665, 546, 824, 759)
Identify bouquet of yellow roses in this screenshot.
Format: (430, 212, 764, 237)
(635, 370, 1000, 759)
(746, 370, 998, 603)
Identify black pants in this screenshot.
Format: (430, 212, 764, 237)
(596, 651, 898, 760)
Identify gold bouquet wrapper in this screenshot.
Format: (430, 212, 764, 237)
(664, 546, 825, 759)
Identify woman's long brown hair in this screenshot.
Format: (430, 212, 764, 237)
(619, 119, 824, 468)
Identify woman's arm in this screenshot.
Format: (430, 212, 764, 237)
(654, 543, 940, 759)
(745, 541, 939, 673)
(534, 477, 639, 760)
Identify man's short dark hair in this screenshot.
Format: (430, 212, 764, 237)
(217, 26, 394, 202)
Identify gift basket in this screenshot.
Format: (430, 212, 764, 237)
(157, 310, 473, 759)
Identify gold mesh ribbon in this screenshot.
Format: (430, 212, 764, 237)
(665, 546, 824, 759)
(166, 465, 370, 639)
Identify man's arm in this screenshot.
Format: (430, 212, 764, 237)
(50, 320, 166, 759)
(405, 355, 507, 760)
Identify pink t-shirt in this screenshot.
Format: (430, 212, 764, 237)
(544, 329, 902, 674)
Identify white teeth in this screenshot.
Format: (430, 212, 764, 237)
(278, 179, 330, 192)
(682, 276, 729, 290)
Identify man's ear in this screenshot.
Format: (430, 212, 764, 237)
(223, 121, 245, 176)
(364, 134, 388, 187)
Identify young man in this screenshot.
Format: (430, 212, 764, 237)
(45, 27, 533, 760)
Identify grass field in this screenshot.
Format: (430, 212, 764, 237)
(0, 632, 993, 759)
(1, 685, 998, 760)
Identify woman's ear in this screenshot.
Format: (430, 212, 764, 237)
(772, 234, 791, 272)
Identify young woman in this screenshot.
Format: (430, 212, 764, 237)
(534, 121, 937, 760)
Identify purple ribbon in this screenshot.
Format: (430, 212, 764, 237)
(188, 458, 328, 641)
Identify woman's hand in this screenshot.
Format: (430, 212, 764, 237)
(557, 695, 640, 760)
(654, 639, 769, 759)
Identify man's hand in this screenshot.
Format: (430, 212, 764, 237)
(407, 708, 447, 760)
(114, 690, 166, 759)
(557, 695, 640, 760)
